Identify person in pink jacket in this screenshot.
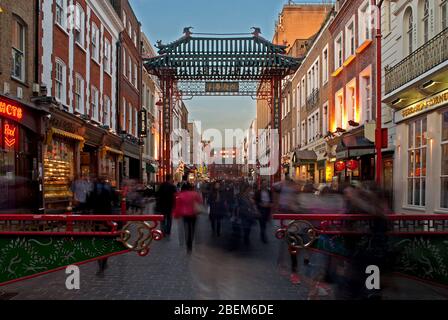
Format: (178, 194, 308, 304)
(173, 183, 203, 253)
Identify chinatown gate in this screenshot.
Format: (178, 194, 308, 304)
(144, 28, 301, 181)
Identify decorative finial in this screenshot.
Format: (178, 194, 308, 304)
(251, 27, 261, 37)
(183, 27, 193, 37)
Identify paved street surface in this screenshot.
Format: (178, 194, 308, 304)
(2, 211, 448, 300)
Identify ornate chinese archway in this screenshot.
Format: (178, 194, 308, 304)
(144, 28, 301, 181)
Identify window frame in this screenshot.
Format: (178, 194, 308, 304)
(74, 74, 84, 113)
(74, 4, 85, 48)
(322, 45, 329, 84)
(55, 59, 66, 104)
(55, 0, 67, 29)
(334, 32, 343, 70)
(11, 18, 26, 82)
(90, 86, 99, 121)
(345, 16, 356, 59)
(407, 117, 427, 207)
(91, 23, 99, 63)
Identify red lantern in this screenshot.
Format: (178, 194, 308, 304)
(346, 159, 359, 171)
(335, 161, 346, 172)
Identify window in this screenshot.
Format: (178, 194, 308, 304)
(443, 1, 448, 30)
(91, 86, 99, 120)
(408, 117, 427, 207)
(405, 8, 414, 55)
(123, 11, 127, 28)
(128, 56, 132, 81)
(128, 22, 132, 38)
(74, 4, 85, 47)
(335, 91, 344, 129)
(121, 97, 126, 130)
(55, 59, 66, 103)
(323, 102, 328, 135)
(441, 112, 448, 208)
(334, 33, 343, 70)
(133, 31, 137, 48)
(134, 63, 138, 87)
(123, 49, 127, 76)
(359, 1, 372, 43)
(103, 96, 111, 127)
(360, 66, 372, 123)
(301, 77, 306, 107)
(346, 80, 356, 124)
(91, 23, 99, 62)
(422, 0, 430, 44)
(322, 46, 329, 84)
(345, 18, 355, 58)
(301, 121, 306, 145)
(383, 0, 392, 34)
(127, 103, 132, 133)
(11, 19, 25, 81)
(74, 74, 84, 112)
(104, 39, 111, 73)
(55, 0, 67, 28)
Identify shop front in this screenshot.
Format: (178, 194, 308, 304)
(292, 149, 317, 182)
(393, 88, 448, 214)
(122, 137, 141, 182)
(99, 134, 123, 188)
(334, 133, 375, 185)
(0, 95, 46, 213)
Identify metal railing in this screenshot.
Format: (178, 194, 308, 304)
(385, 28, 448, 95)
(306, 88, 319, 111)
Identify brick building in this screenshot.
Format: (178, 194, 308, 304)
(0, 1, 47, 212)
(109, 0, 142, 181)
(36, 0, 124, 212)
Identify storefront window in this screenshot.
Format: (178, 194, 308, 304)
(441, 112, 448, 208)
(408, 117, 427, 207)
(102, 153, 117, 187)
(44, 138, 75, 205)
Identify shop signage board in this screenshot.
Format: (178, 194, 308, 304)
(0, 97, 24, 122)
(395, 89, 448, 123)
(139, 110, 148, 138)
(205, 82, 239, 93)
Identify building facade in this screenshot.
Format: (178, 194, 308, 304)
(38, 0, 123, 212)
(383, 0, 448, 214)
(0, 0, 48, 212)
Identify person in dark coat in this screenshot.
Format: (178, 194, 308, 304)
(208, 181, 226, 237)
(155, 174, 177, 236)
(255, 179, 273, 243)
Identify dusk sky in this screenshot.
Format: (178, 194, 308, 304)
(129, 0, 324, 145)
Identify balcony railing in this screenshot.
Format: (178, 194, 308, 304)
(385, 28, 448, 95)
(306, 88, 319, 111)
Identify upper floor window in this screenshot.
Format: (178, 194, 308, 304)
(55, 59, 66, 104)
(128, 56, 132, 81)
(91, 86, 99, 120)
(74, 74, 84, 112)
(55, 0, 67, 28)
(322, 46, 329, 84)
(103, 95, 111, 127)
(123, 48, 127, 77)
(334, 33, 343, 70)
(104, 39, 111, 74)
(11, 18, 26, 81)
(359, 1, 372, 43)
(345, 18, 355, 58)
(133, 63, 138, 88)
(405, 8, 414, 55)
(74, 4, 85, 47)
(91, 23, 99, 62)
(123, 11, 127, 27)
(421, 0, 430, 44)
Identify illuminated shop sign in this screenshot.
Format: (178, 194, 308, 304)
(3, 122, 19, 150)
(0, 98, 24, 122)
(395, 89, 448, 123)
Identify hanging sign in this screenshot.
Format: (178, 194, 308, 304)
(139, 110, 148, 138)
(0, 97, 24, 122)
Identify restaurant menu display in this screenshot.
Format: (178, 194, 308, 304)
(44, 139, 74, 200)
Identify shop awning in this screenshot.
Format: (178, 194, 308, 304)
(293, 150, 317, 165)
(336, 135, 375, 159)
(104, 146, 124, 156)
(51, 128, 85, 142)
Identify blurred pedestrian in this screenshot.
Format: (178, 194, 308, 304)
(255, 179, 273, 243)
(209, 181, 226, 237)
(236, 183, 259, 246)
(173, 183, 203, 254)
(156, 174, 177, 236)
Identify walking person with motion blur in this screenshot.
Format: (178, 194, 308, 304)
(236, 183, 259, 246)
(156, 174, 177, 236)
(255, 179, 273, 244)
(173, 183, 203, 254)
(209, 181, 226, 237)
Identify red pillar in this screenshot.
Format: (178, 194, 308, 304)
(374, 0, 384, 186)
